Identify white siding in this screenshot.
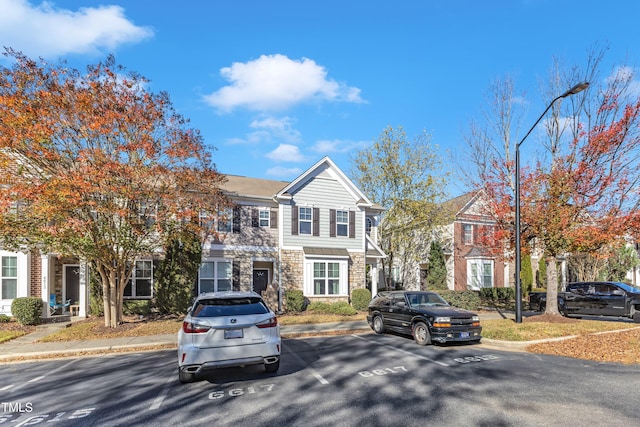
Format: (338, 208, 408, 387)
(283, 177, 364, 250)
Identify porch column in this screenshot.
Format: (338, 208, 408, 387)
(78, 261, 88, 317)
(370, 264, 378, 296)
(40, 253, 51, 318)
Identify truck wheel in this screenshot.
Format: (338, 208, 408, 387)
(413, 322, 431, 346)
(538, 302, 545, 312)
(633, 311, 640, 324)
(372, 315, 385, 334)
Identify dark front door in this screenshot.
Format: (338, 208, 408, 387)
(253, 269, 269, 296)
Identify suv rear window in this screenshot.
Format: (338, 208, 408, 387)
(192, 297, 269, 317)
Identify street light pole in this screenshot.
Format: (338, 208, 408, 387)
(514, 81, 589, 323)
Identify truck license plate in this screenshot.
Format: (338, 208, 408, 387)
(460, 331, 470, 338)
(224, 329, 243, 339)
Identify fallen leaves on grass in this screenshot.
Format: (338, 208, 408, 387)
(38, 316, 183, 342)
(0, 323, 36, 343)
(527, 327, 640, 364)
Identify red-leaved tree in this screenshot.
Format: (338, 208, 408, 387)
(0, 50, 230, 327)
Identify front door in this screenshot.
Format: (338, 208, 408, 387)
(253, 269, 269, 296)
(64, 265, 80, 305)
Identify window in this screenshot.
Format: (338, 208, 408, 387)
(299, 207, 312, 235)
(468, 259, 493, 289)
(138, 201, 156, 228)
(304, 259, 347, 296)
(199, 211, 215, 230)
(336, 210, 349, 236)
(217, 208, 232, 233)
(365, 217, 373, 235)
(313, 262, 340, 295)
(199, 261, 232, 293)
(463, 224, 473, 245)
(124, 260, 153, 298)
(1, 256, 17, 300)
(259, 209, 270, 227)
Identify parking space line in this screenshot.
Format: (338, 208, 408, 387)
(286, 350, 329, 385)
(149, 374, 176, 410)
(352, 335, 450, 367)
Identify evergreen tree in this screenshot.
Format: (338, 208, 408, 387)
(425, 241, 448, 290)
(154, 227, 202, 315)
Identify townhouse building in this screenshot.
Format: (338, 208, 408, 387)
(0, 157, 386, 317)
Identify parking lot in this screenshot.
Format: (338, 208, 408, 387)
(1, 333, 639, 426)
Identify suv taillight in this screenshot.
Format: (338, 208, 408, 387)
(256, 316, 278, 329)
(182, 322, 211, 334)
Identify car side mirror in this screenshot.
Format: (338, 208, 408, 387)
(612, 289, 624, 296)
(396, 301, 405, 308)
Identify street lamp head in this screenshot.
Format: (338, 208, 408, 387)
(561, 81, 589, 98)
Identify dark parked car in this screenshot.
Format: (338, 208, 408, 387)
(366, 291, 482, 345)
(529, 282, 640, 322)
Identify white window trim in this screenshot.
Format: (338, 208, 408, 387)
(303, 258, 348, 297)
(336, 210, 349, 237)
(0, 251, 29, 313)
(299, 207, 312, 235)
(199, 259, 233, 293)
(467, 258, 494, 290)
(259, 208, 270, 227)
(124, 259, 154, 299)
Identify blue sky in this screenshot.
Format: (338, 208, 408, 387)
(1, 0, 639, 197)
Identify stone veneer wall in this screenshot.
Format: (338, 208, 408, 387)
(280, 249, 367, 305)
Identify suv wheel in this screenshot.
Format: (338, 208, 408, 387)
(179, 367, 196, 384)
(413, 322, 431, 346)
(372, 315, 385, 334)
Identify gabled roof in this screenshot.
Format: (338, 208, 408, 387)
(440, 190, 482, 217)
(275, 156, 381, 210)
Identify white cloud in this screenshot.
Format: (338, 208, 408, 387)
(250, 116, 301, 143)
(204, 54, 364, 112)
(0, 0, 153, 58)
(265, 144, 306, 162)
(311, 139, 369, 154)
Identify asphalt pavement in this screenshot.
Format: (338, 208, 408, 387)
(0, 311, 528, 362)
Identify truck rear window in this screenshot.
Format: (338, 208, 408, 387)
(191, 297, 269, 317)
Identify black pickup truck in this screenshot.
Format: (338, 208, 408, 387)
(528, 281, 640, 323)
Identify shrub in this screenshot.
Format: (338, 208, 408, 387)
(0, 314, 10, 323)
(351, 288, 371, 311)
(11, 297, 43, 325)
(285, 289, 305, 312)
(123, 300, 151, 316)
(307, 301, 357, 316)
(436, 290, 481, 311)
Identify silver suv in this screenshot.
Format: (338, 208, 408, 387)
(177, 291, 281, 383)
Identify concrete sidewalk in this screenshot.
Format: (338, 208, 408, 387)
(0, 311, 521, 363)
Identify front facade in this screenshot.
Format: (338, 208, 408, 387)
(442, 191, 507, 291)
(1, 157, 385, 317)
(390, 190, 508, 292)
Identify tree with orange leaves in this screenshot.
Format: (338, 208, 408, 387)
(0, 49, 230, 327)
(460, 48, 640, 316)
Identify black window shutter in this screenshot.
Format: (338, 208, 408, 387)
(270, 208, 278, 229)
(313, 207, 320, 236)
(349, 211, 355, 238)
(233, 206, 241, 233)
(291, 206, 298, 235)
(232, 260, 240, 291)
(329, 209, 336, 237)
(251, 208, 259, 227)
